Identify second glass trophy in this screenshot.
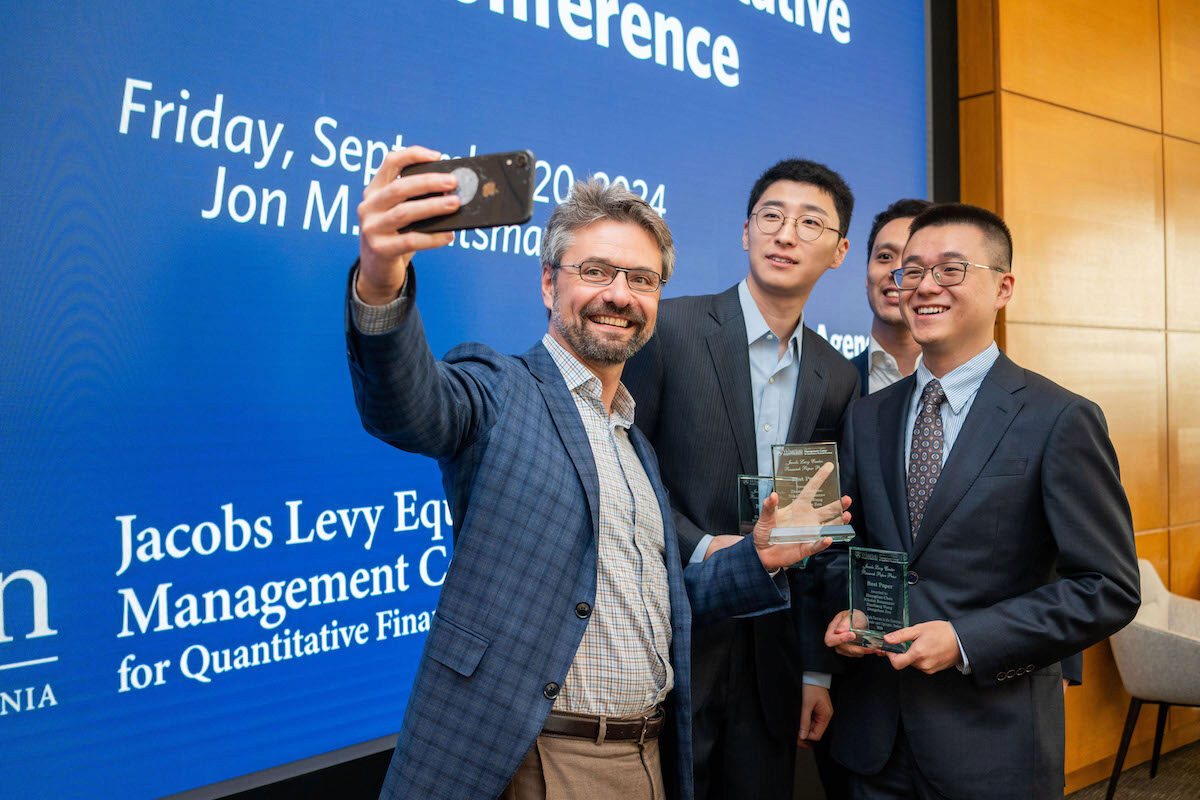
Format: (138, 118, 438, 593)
(737, 474, 775, 535)
(848, 546, 910, 653)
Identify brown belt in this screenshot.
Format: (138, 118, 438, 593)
(542, 707, 665, 744)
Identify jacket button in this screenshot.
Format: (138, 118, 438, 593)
(575, 602, 592, 619)
(1026, 664, 1034, 672)
(996, 671, 1006, 682)
(906, 571, 918, 585)
(1006, 669, 1017, 679)
(543, 682, 560, 699)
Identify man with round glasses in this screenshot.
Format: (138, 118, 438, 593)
(625, 159, 861, 799)
(823, 202, 1139, 799)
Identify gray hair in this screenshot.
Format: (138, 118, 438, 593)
(541, 178, 675, 282)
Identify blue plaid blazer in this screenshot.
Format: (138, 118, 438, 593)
(346, 269, 789, 800)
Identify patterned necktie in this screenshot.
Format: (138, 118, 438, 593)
(907, 379, 946, 538)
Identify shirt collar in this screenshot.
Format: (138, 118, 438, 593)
(869, 336, 922, 372)
(541, 333, 636, 428)
(912, 341, 999, 414)
(868, 336, 897, 369)
(738, 279, 803, 350)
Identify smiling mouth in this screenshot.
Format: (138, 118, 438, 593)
(883, 288, 900, 300)
(590, 314, 631, 328)
(767, 254, 797, 266)
(915, 306, 948, 315)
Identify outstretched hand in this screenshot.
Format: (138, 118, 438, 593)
(774, 462, 844, 529)
(752, 490, 850, 572)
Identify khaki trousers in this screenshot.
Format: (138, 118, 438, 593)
(500, 728, 665, 800)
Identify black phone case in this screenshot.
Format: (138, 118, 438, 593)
(399, 150, 535, 233)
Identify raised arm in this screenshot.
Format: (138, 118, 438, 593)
(346, 147, 510, 461)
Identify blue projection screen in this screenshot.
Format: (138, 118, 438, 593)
(0, 2, 926, 797)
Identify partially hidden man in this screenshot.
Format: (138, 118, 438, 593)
(348, 147, 845, 800)
(624, 159, 860, 798)
(850, 198, 932, 396)
(824, 203, 1140, 799)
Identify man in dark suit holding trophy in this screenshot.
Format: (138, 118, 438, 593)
(824, 202, 1139, 799)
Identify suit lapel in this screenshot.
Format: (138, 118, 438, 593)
(910, 354, 1025, 564)
(705, 287, 757, 475)
(520, 342, 601, 537)
(786, 327, 828, 444)
(878, 376, 916, 555)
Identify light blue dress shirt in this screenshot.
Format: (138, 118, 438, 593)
(742, 281, 805, 477)
(903, 341, 1000, 672)
(690, 280, 803, 563)
(904, 342, 999, 468)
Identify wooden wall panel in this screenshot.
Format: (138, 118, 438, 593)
(997, 0, 1162, 131)
(1166, 137, 1200, 332)
(1162, 0, 1200, 142)
(1005, 324, 1168, 533)
(958, 94, 997, 210)
(1171, 524, 1200, 599)
(957, 0, 995, 97)
(1001, 95, 1165, 330)
(960, 0, 1200, 787)
(1065, 529, 1170, 775)
(1170, 333, 1200, 526)
(1136, 529, 1172, 583)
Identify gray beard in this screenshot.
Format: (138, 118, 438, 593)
(550, 288, 650, 366)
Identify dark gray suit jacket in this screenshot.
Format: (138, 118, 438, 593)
(829, 352, 1139, 798)
(624, 285, 860, 738)
(851, 348, 870, 397)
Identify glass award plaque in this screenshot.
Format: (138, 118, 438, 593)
(848, 546, 909, 653)
(768, 442, 856, 544)
(737, 475, 774, 535)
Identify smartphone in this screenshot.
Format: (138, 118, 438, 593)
(399, 149, 535, 233)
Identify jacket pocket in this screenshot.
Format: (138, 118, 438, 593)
(980, 457, 1027, 477)
(426, 615, 490, 677)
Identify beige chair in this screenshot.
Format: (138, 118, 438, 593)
(1105, 558, 1200, 799)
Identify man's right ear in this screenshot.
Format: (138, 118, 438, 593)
(541, 264, 555, 312)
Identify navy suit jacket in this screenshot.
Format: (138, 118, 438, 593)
(623, 285, 860, 737)
(846, 344, 1084, 684)
(829, 352, 1139, 799)
(346, 269, 790, 800)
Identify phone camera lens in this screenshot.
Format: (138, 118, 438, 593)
(516, 153, 528, 167)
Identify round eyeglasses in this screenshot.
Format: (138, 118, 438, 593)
(891, 261, 1008, 289)
(749, 209, 842, 242)
(553, 261, 665, 293)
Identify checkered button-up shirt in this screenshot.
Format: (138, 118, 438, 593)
(542, 334, 674, 716)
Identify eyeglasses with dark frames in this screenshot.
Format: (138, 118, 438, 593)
(891, 260, 1007, 290)
(553, 261, 665, 293)
(749, 209, 842, 242)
